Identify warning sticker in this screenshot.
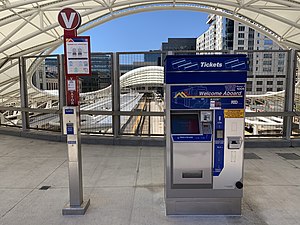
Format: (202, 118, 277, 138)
(224, 109, 244, 118)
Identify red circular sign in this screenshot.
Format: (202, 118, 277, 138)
(58, 8, 81, 30)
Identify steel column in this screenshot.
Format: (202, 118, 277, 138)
(58, 54, 66, 134)
(18, 57, 29, 131)
(283, 50, 296, 140)
(112, 53, 120, 138)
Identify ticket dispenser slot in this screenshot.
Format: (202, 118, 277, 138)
(201, 123, 212, 134)
(228, 136, 242, 149)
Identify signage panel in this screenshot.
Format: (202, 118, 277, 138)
(166, 55, 248, 72)
(65, 108, 74, 114)
(224, 109, 245, 118)
(165, 55, 248, 84)
(58, 8, 81, 30)
(66, 76, 79, 106)
(64, 36, 91, 76)
(171, 84, 245, 110)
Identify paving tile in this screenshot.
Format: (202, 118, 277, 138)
(3, 141, 67, 158)
(276, 152, 300, 160)
(140, 146, 164, 158)
(244, 153, 262, 159)
(0, 157, 66, 188)
(1, 134, 300, 225)
(93, 156, 139, 187)
(244, 186, 300, 225)
(0, 188, 72, 225)
(0, 188, 32, 218)
(136, 156, 164, 187)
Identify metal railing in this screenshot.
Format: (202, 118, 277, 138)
(0, 50, 299, 141)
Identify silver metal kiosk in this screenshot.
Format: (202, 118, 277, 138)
(165, 55, 248, 215)
(62, 106, 90, 215)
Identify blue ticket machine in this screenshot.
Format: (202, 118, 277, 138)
(165, 55, 248, 215)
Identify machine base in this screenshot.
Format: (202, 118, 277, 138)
(62, 199, 90, 215)
(166, 197, 241, 215)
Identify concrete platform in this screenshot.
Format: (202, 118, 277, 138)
(0, 134, 299, 225)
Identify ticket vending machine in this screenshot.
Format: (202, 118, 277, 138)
(165, 55, 248, 215)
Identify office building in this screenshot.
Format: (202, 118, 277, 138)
(197, 15, 286, 94)
(162, 38, 196, 51)
(33, 58, 58, 90)
(83, 53, 112, 92)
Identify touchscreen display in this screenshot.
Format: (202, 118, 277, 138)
(171, 114, 200, 134)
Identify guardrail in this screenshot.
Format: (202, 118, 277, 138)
(0, 50, 299, 141)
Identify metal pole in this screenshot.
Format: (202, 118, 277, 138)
(19, 57, 29, 131)
(58, 54, 66, 108)
(58, 8, 90, 216)
(283, 50, 296, 140)
(58, 54, 66, 135)
(62, 106, 90, 215)
(148, 97, 151, 136)
(112, 53, 120, 138)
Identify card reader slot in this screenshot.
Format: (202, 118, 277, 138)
(182, 170, 203, 178)
(200, 122, 212, 135)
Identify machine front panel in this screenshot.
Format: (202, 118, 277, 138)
(164, 54, 248, 215)
(172, 142, 212, 185)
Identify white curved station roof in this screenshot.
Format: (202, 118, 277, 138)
(1, 0, 300, 101)
(1, 0, 300, 61)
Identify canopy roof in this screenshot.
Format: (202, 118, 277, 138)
(0, 0, 300, 102)
(1, 0, 300, 60)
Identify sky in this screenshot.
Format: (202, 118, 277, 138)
(54, 10, 210, 53)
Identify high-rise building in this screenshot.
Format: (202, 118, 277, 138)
(162, 38, 196, 51)
(197, 15, 287, 94)
(197, 14, 224, 51)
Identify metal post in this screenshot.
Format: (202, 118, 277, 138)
(283, 50, 296, 140)
(19, 57, 29, 131)
(68, 126, 83, 207)
(148, 98, 151, 136)
(59, 8, 90, 216)
(112, 53, 120, 138)
(62, 106, 90, 215)
(58, 54, 66, 135)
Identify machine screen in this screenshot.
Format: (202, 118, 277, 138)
(171, 114, 200, 134)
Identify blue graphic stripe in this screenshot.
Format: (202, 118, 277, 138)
(172, 134, 212, 142)
(165, 71, 247, 84)
(213, 110, 224, 176)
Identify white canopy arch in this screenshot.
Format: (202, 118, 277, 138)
(1, 0, 300, 101)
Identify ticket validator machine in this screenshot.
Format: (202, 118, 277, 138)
(62, 106, 90, 215)
(165, 55, 248, 215)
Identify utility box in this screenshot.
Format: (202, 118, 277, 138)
(164, 55, 248, 215)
